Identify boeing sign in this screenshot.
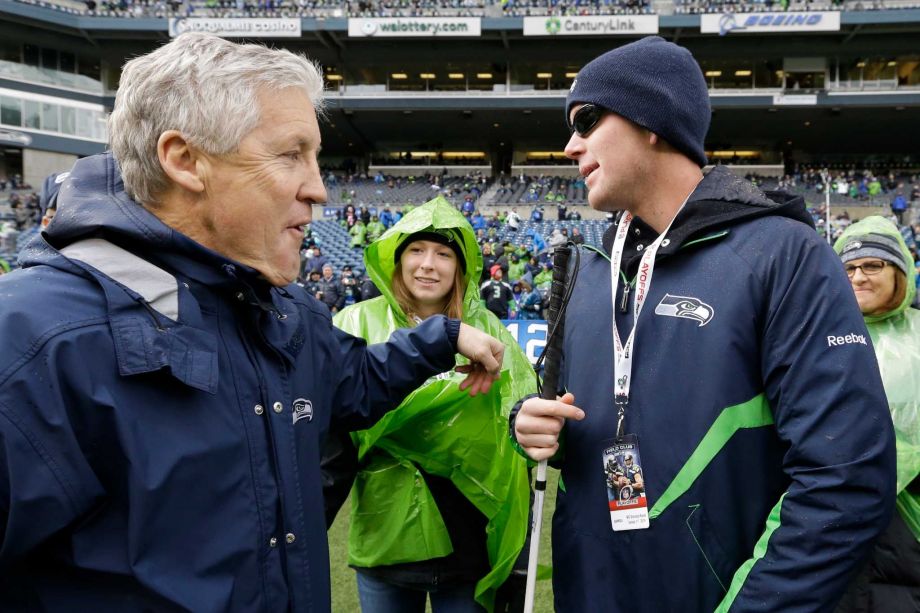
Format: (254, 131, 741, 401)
(700, 11, 841, 35)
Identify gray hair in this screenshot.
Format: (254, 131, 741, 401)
(109, 33, 325, 205)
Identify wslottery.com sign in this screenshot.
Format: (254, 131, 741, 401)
(523, 15, 659, 36)
(503, 320, 548, 365)
(168, 18, 301, 38)
(701, 11, 840, 35)
(348, 17, 481, 37)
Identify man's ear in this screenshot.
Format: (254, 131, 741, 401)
(157, 130, 206, 194)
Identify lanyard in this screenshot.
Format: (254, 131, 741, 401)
(608, 197, 692, 437)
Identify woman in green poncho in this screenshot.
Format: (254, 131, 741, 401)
(325, 196, 536, 612)
(833, 216, 920, 612)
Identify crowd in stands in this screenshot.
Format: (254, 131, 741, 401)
(296, 199, 595, 320)
(23, 0, 916, 18)
(324, 169, 490, 209)
(742, 166, 920, 211)
(6, 164, 919, 311)
(0, 186, 40, 273)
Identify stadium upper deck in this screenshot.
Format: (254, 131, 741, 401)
(0, 0, 918, 185)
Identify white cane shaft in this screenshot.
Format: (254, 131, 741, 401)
(523, 460, 548, 613)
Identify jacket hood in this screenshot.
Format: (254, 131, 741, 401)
(363, 196, 483, 321)
(602, 166, 814, 261)
(833, 215, 916, 323)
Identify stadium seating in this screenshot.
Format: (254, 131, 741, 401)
(323, 174, 489, 207)
(16, 0, 920, 18)
(306, 216, 610, 276)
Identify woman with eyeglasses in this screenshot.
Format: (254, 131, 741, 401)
(834, 215, 920, 613)
(322, 197, 536, 613)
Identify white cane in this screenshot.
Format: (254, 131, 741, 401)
(523, 245, 573, 613)
(523, 459, 548, 613)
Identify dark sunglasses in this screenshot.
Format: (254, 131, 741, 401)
(568, 104, 605, 137)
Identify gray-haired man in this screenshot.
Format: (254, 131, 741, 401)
(0, 33, 503, 612)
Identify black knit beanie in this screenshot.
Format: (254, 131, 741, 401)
(394, 229, 466, 273)
(566, 36, 710, 167)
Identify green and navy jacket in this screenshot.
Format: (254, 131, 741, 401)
(545, 167, 895, 612)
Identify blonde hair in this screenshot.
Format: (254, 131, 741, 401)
(391, 259, 466, 322)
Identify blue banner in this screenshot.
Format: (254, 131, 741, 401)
(501, 320, 548, 365)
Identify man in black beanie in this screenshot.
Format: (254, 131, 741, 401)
(511, 36, 895, 613)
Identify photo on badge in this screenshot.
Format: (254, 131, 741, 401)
(602, 435, 650, 531)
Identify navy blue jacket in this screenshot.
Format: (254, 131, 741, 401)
(547, 168, 895, 612)
(0, 153, 460, 612)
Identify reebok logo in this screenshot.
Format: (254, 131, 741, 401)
(827, 333, 867, 347)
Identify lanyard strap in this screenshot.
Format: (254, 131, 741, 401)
(608, 189, 696, 436)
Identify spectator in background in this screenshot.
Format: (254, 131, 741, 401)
(304, 268, 322, 297)
(527, 228, 546, 255)
(834, 216, 920, 613)
(324, 198, 535, 612)
(892, 192, 908, 226)
(339, 264, 362, 308)
(517, 278, 542, 320)
(318, 263, 345, 313)
(532, 261, 552, 289)
(480, 265, 514, 320)
(508, 253, 526, 282)
(380, 206, 394, 229)
(366, 214, 385, 243)
(506, 207, 521, 232)
(530, 206, 543, 222)
(471, 210, 486, 232)
(359, 270, 381, 302)
(480, 242, 496, 285)
(571, 227, 586, 245)
(557, 202, 568, 221)
(350, 218, 367, 249)
(309, 244, 329, 273)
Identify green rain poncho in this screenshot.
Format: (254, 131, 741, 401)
(834, 216, 920, 540)
(333, 197, 537, 611)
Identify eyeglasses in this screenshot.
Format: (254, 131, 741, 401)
(568, 104, 605, 137)
(844, 260, 888, 278)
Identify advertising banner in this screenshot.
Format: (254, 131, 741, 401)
(348, 17, 481, 37)
(503, 320, 548, 366)
(523, 15, 659, 36)
(701, 11, 841, 35)
(168, 18, 301, 38)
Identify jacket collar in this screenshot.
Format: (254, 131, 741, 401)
(602, 166, 814, 275)
(22, 152, 306, 388)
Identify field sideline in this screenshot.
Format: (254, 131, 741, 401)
(329, 469, 560, 612)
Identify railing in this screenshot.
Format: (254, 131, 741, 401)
(0, 60, 105, 94)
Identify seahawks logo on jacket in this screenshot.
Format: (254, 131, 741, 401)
(654, 294, 714, 327)
(292, 398, 313, 424)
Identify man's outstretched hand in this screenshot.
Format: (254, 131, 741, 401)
(454, 322, 505, 396)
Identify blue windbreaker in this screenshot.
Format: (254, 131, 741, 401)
(0, 153, 461, 612)
(545, 167, 895, 612)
